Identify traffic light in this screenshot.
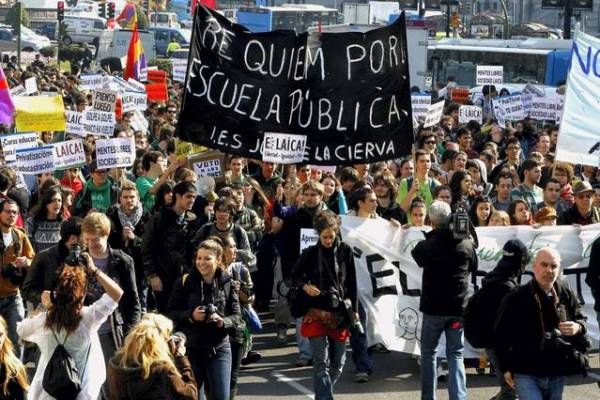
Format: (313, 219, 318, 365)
(451, 12, 460, 29)
(99, 2, 106, 18)
(57, 1, 65, 21)
(107, 2, 115, 18)
(573, 0, 593, 10)
(399, 0, 418, 9)
(425, 0, 441, 10)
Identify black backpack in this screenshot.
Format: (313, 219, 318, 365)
(42, 330, 90, 400)
(463, 288, 491, 349)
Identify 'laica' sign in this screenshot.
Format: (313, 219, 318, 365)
(176, 6, 414, 165)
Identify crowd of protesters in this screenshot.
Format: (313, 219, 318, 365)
(0, 56, 594, 400)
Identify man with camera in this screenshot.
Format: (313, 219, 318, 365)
(411, 200, 478, 400)
(494, 247, 588, 399)
(0, 199, 34, 357)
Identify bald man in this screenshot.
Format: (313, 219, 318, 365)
(494, 247, 589, 400)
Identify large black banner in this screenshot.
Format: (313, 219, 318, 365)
(176, 6, 414, 165)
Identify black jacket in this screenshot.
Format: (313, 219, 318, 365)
(291, 241, 358, 314)
(377, 201, 408, 224)
(585, 235, 600, 312)
(22, 241, 69, 306)
(142, 207, 196, 285)
(494, 279, 588, 377)
(167, 268, 242, 352)
(411, 228, 478, 316)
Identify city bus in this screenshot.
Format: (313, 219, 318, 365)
(236, 4, 341, 33)
(428, 38, 572, 88)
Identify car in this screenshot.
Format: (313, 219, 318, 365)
(35, 23, 57, 41)
(96, 28, 156, 65)
(0, 27, 49, 52)
(147, 26, 190, 57)
(20, 25, 52, 48)
(59, 15, 107, 47)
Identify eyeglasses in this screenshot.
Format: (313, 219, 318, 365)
(424, 140, 436, 145)
(576, 193, 593, 199)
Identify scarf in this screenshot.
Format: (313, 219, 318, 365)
(117, 204, 143, 230)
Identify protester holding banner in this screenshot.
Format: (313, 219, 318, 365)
(291, 210, 358, 398)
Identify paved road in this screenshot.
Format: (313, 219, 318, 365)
(237, 315, 600, 400)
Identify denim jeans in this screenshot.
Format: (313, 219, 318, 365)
(189, 342, 232, 400)
(514, 374, 564, 400)
(297, 317, 313, 360)
(349, 301, 373, 374)
(309, 336, 347, 400)
(98, 332, 118, 400)
(485, 348, 517, 400)
(0, 294, 24, 358)
(420, 314, 467, 400)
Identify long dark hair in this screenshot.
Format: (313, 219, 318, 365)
(45, 266, 87, 333)
(31, 186, 64, 222)
(154, 181, 174, 212)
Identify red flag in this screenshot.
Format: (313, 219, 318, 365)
(124, 25, 147, 81)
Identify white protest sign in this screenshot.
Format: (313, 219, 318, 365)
(423, 100, 445, 128)
(127, 78, 146, 92)
(121, 91, 147, 112)
(9, 85, 26, 97)
(130, 109, 149, 132)
(529, 97, 560, 121)
(39, 91, 59, 97)
(411, 94, 431, 121)
(521, 93, 534, 114)
(523, 83, 545, 97)
(556, 95, 564, 124)
(172, 59, 188, 83)
(262, 132, 307, 164)
(52, 139, 86, 169)
(80, 74, 104, 90)
(92, 89, 117, 113)
(300, 228, 319, 252)
(493, 95, 525, 121)
(65, 111, 86, 137)
(83, 110, 116, 136)
(340, 216, 600, 357)
(192, 158, 222, 178)
(24, 77, 38, 95)
(310, 165, 337, 173)
(458, 105, 482, 124)
(95, 137, 136, 168)
(476, 65, 503, 85)
(0, 132, 39, 163)
(15, 145, 54, 174)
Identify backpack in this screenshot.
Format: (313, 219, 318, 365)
(42, 330, 90, 400)
(463, 288, 492, 349)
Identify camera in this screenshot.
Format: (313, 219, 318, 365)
(450, 204, 470, 240)
(325, 287, 342, 309)
(65, 243, 87, 267)
(201, 303, 217, 323)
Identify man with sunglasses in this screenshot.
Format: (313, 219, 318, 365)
(558, 181, 600, 225)
(73, 160, 119, 216)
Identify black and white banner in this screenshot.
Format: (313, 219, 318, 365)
(176, 6, 414, 165)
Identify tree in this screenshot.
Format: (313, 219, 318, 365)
(136, 5, 149, 29)
(5, 3, 29, 31)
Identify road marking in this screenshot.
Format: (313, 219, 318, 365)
(272, 371, 314, 399)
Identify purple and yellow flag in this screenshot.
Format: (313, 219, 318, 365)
(117, 3, 138, 29)
(0, 67, 14, 127)
(124, 25, 147, 81)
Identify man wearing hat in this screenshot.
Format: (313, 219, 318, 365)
(73, 160, 119, 216)
(558, 181, 600, 225)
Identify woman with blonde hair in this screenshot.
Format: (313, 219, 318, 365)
(108, 313, 197, 400)
(0, 316, 28, 399)
(17, 254, 123, 400)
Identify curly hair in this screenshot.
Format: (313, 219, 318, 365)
(45, 266, 87, 334)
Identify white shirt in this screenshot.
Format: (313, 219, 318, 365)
(17, 293, 118, 400)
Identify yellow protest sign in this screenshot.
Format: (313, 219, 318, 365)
(13, 95, 66, 132)
(175, 139, 208, 159)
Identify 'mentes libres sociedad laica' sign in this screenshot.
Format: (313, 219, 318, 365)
(176, 6, 414, 165)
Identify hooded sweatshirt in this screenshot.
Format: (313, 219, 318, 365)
(107, 356, 197, 400)
(77, 178, 113, 213)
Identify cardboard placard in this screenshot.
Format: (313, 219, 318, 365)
(187, 150, 226, 183)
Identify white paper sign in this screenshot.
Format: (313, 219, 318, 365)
(95, 137, 136, 168)
(52, 139, 86, 169)
(92, 89, 117, 113)
(83, 110, 116, 136)
(300, 228, 319, 252)
(423, 100, 445, 128)
(121, 91, 147, 112)
(9, 85, 26, 97)
(262, 132, 307, 164)
(192, 159, 222, 178)
(24, 77, 37, 95)
(476, 65, 503, 85)
(80, 74, 104, 90)
(523, 83, 545, 97)
(529, 97, 560, 121)
(172, 59, 188, 83)
(521, 94, 534, 114)
(130, 109, 149, 132)
(15, 145, 54, 174)
(411, 94, 431, 121)
(0, 132, 39, 163)
(65, 111, 86, 137)
(458, 105, 482, 124)
(127, 78, 146, 92)
(493, 95, 525, 121)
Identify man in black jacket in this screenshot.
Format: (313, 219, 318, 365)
(142, 181, 197, 312)
(411, 200, 477, 400)
(494, 247, 588, 399)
